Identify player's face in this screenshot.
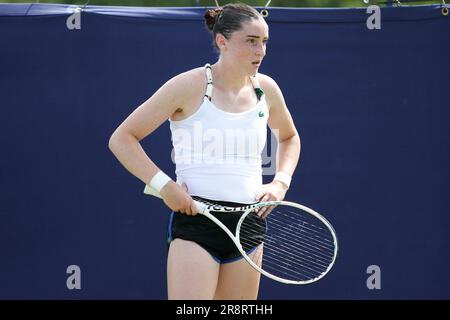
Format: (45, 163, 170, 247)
(223, 18, 269, 76)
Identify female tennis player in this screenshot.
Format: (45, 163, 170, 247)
(109, 3, 300, 300)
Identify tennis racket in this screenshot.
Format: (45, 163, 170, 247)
(143, 184, 338, 285)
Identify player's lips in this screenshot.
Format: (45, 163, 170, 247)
(252, 61, 261, 66)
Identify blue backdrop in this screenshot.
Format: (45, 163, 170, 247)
(0, 3, 449, 299)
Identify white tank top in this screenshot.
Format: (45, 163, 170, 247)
(169, 64, 269, 203)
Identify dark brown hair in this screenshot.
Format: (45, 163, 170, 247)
(204, 3, 262, 51)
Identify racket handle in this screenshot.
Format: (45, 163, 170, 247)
(193, 201, 207, 214)
(143, 184, 206, 214)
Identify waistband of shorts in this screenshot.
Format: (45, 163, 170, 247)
(191, 195, 257, 208)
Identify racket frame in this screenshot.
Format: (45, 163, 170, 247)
(143, 184, 338, 285)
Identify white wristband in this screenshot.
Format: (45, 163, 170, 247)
(148, 171, 172, 193)
(274, 171, 291, 189)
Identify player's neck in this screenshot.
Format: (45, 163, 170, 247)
(212, 59, 251, 94)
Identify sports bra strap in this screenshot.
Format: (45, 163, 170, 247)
(203, 63, 265, 101)
(204, 63, 213, 101)
(249, 75, 265, 101)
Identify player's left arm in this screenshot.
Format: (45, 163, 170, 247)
(256, 74, 301, 202)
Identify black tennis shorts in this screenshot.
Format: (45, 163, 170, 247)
(167, 196, 266, 264)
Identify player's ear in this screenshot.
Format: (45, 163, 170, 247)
(215, 33, 227, 51)
(181, 182, 189, 192)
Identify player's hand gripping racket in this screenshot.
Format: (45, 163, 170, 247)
(143, 185, 338, 285)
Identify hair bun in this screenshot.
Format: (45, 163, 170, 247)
(204, 8, 222, 31)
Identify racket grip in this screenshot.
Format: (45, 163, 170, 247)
(193, 200, 207, 214)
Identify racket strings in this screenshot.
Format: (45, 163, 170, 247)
(238, 227, 332, 269)
(238, 205, 337, 282)
(243, 242, 319, 279)
(243, 245, 324, 278)
(260, 212, 333, 250)
(263, 216, 335, 256)
(269, 208, 335, 244)
(238, 239, 326, 280)
(238, 221, 330, 280)
(242, 238, 331, 273)
(239, 213, 334, 264)
(252, 254, 318, 279)
(239, 235, 330, 277)
(245, 207, 335, 252)
(259, 230, 334, 267)
(246, 239, 332, 281)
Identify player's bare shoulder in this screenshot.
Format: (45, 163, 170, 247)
(170, 67, 204, 96)
(255, 73, 285, 110)
(169, 67, 206, 120)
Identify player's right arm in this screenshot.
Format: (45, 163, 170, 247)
(108, 71, 198, 215)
